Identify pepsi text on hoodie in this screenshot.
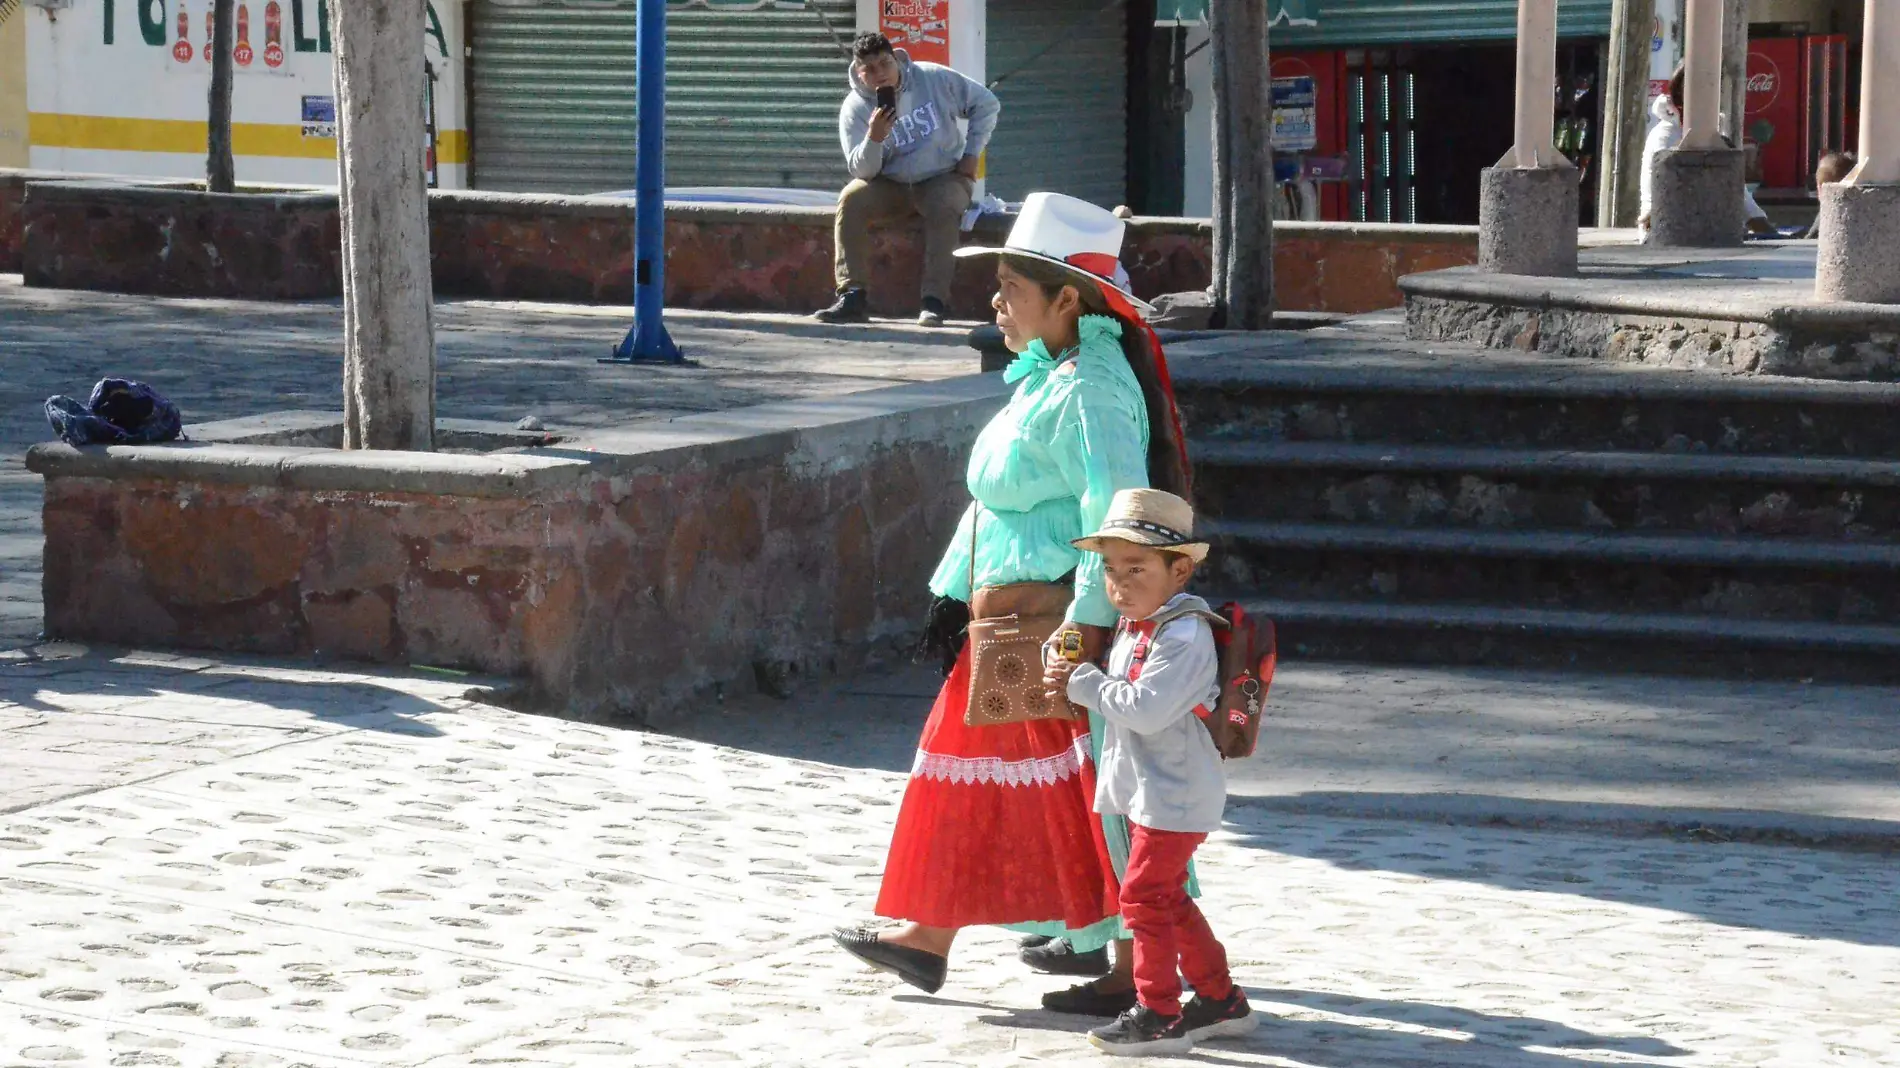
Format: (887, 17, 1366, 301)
(841, 48, 1001, 185)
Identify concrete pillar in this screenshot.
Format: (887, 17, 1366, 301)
(1679, 0, 1724, 150)
(1649, 0, 1742, 246)
(1816, 0, 1900, 303)
(1480, 0, 1577, 275)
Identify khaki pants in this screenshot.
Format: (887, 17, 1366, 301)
(834, 172, 974, 304)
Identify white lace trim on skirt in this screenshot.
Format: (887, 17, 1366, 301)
(911, 734, 1092, 789)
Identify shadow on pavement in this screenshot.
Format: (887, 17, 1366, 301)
(978, 984, 1688, 1066)
(1224, 803, 1900, 950)
(1, 661, 449, 738)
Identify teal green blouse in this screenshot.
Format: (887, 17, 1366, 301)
(928, 314, 1151, 628)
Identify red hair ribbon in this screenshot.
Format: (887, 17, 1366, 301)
(1099, 284, 1193, 496)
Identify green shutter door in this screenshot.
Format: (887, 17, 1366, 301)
(1271, 0, 1612, 47)
(470, 0, 854, 193)
(984, 0, 1129, 208)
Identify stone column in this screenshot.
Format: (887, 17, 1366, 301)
(1479, 0, 1578, 275)
(1649, 0, 1744, 246)
(1816, 0, 1900, 303)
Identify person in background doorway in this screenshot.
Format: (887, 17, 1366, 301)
(1802, 152, 1857, 239)
(815, 33, 1001, 328)
(1637, 66, 1773, 239)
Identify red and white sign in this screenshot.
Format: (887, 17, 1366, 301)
(881, 0, 949, 66)
(1744, 50, 1781, 114)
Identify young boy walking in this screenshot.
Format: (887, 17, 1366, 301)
(1045, 488, 1257, 1057)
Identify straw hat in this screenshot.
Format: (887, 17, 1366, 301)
(1072, 488, 1209, 563)
(954, 192, 1155, 315)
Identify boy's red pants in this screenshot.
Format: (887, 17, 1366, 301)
(1122, 824, 1235, 1016)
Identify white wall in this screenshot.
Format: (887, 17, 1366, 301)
(24, 0, 464, 188)
(1182, 23, 1212, 218)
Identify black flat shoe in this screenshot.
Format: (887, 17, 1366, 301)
(1021, 936, 1112, 976)
(1042, 979, 1140, 1017)
(832, 927, 948, 994)
(1018, 933, 1055, 949)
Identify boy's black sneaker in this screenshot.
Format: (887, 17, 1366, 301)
(1180, 987, 1259, 1040)
(814, 289, 869, 323)
(1086, 1005, 1192, 1057)
(917, 296, 948, 327)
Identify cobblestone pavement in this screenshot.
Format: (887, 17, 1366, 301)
(3, 647, 1896, 1067)
(0, 276, 979, 648)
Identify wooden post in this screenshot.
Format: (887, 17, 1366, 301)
(332, 0, 436, 451)
(206, 0, 235, 193)
(1597, 0, 1656, 226)
(1208, 0, 1273, 330)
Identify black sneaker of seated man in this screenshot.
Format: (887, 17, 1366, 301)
(1087, 1004, 1193, 1057)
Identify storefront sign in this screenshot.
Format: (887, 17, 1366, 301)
(1272, 74, 1317, 151)
(880, 0, 947, 66)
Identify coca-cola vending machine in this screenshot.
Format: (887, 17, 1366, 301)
(1745, 39, 1802, 190)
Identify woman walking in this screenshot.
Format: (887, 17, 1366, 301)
(834, 192, 1193, 1016)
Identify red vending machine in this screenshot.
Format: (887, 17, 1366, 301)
(1802, 34, 1853, 190)
(1745, 39, 1803, 191)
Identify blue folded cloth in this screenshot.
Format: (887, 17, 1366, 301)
(45, 379, 184, 447)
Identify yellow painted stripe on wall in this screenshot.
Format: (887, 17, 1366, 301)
(31, 113, 469, 164)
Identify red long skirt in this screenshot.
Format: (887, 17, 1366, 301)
(875, 647, 1121, 931)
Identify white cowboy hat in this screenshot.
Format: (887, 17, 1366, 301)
(1072, 488, 1210, 564)
(955, 192, 1156, 316)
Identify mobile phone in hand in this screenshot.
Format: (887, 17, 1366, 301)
(876, 86, 897, 110)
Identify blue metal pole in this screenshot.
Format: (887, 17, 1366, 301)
(609, 0, 682, 362)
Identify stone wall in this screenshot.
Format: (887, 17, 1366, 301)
(27, 378, 1007, 722)
(15, 175, 1478, 315)
(1404, 269, 1900, 380)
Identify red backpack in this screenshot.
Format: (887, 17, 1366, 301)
(1131, 600, 1278, 759)
(1202, 602, 1276, 759)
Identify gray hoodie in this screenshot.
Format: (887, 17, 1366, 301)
(841, 48, 1001, 185)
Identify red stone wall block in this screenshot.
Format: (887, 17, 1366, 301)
(37, 435, 970, 723)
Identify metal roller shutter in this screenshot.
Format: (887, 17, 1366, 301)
(984, 0, 1128, 208)
(1271, 0, 1612, 47)
(470, 0, 854, 194)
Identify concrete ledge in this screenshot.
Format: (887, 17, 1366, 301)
(1403, 265, 1900, 379)
(30, 376, 1011, 721)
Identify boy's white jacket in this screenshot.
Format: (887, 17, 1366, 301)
(1067, 593, 1227, 834)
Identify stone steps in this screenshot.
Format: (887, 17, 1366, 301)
(1192, 441, 1900, 540)
(1207, 519, 1900, 624)
(1169, 320, 1900, 678)
(1175, 353, 1900, 459)
(1236, 597, 1900, 680)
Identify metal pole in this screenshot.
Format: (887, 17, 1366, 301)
(1680, 0, 1724, 149)
(1598, 0, 1656, 226)
(1849, 0, 1900, 184)
(610, 0, 683, 363)
(1502, 0, 1561, 168)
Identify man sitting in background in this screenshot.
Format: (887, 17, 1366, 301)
(814, 33, 1001, 328)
